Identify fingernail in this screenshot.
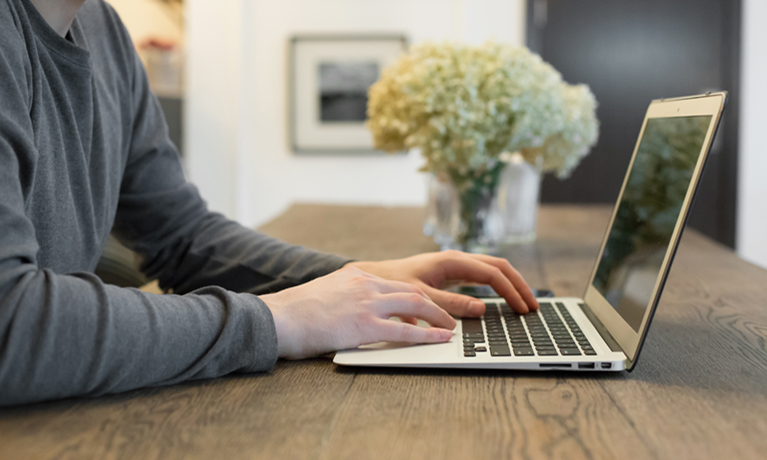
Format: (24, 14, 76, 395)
(441, 329, 453, 340)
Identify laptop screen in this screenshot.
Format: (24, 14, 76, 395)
(592, 115, 712, 332)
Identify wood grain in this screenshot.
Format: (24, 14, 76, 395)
(1, 204, 766, 460)
(0, 359, 354, 460)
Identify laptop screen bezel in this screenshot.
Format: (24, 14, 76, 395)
(582, 93, 726, 368)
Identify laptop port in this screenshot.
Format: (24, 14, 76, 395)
(578, 363, 595, 369)
(539, 363, 572, 368)
(601, 362, 612, 369)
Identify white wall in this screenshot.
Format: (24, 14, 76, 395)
(185, 0, 526, 226)
(185, 1, 243, 219)
(737, 0, 767, 269)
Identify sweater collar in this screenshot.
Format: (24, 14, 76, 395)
(18, 0, 91, 67)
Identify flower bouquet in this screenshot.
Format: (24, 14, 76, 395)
(367, 41, 599, 251)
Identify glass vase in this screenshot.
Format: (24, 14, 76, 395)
(423, 174, 460, 249)
(424, 153, 542, 253)
(497, 152, 542, 243)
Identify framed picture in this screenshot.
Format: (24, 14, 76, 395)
(289, 35, 408, 154)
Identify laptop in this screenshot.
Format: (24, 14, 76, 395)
(334, 92, 727, 372)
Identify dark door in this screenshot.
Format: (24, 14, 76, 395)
(528, 0, 741, 247)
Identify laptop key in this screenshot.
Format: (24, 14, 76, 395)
(537, 349, 559, 356)
(560, 348, 582, 356)
(462, 319, 483, 334)
(514, 348, 535, 356)
(535, 347, 557, 353)
(474, 346, 487, 352)
(464, 351, 476, 357)
(490, 348, 512, 357)
(583, 350, 597, 356)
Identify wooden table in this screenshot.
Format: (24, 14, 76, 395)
(2, 204, 766, 459)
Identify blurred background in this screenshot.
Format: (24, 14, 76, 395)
(108, 0, 766, 269)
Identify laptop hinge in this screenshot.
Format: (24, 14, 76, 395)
(578, 303, 622, 353)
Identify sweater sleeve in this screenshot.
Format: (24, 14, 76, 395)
(0, 36, 272, 407)
(0, 5, 340, 407)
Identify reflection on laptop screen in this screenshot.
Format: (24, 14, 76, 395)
(592, 116, 712, 332)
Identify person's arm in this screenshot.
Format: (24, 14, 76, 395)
(0, 5, 346, 407)
(0, 33, 281, 407)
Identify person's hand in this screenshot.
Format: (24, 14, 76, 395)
(347, 251, 539, 317)
(260, 266, 455, 359)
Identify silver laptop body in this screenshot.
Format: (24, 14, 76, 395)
(334, 92, 727, 372)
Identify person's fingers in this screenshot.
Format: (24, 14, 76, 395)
(469, 254, 539, 310)
(370, 278, 432, 301)
(375, 293, 457, 330)
(422, 285, 486, 317)
(396, 315, 419, 325)
(370, 319, 453, 344)
(438, 256, 529, 313)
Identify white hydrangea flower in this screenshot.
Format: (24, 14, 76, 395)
(367, 41, 599, 189)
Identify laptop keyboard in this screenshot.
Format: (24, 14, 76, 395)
(462, 302, 596, 358)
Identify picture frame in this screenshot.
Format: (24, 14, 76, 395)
(289, 35, 408, 154)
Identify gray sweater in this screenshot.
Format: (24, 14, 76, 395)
(0, 0, 348, 406)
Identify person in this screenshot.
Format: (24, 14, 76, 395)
(0, 0, 539, 407)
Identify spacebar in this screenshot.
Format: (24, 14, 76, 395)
(462, 318, 483, 334)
